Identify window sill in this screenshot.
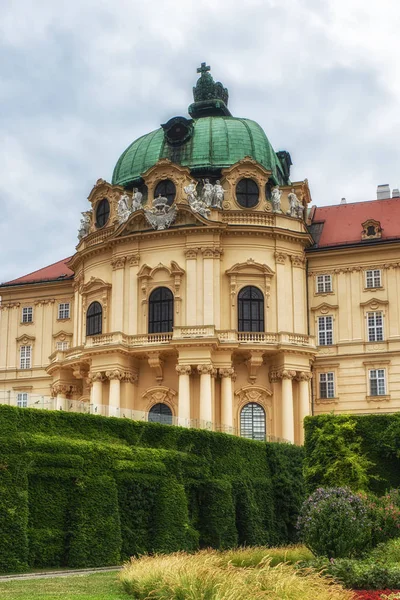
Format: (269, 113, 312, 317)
(20, 321, 34, 325)
(315, 397, 339, 404)
(366, 395, 391, 402)
(57, 318, 71, 322)
(315, 291, 334, 297)
(364, 287, 384, 292)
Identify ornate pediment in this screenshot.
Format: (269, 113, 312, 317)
(311, 302, 338, 313)
(142, 385, 177, 411)
(360, 297, 388, 310)
(16, 334, 35, 344)
(226, 259, 275, 277)
(81, 277, 111, 295)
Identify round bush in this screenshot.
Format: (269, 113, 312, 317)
(297, 487, 372, 558)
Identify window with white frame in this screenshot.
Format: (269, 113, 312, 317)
(20, 345, 32, 369)
(319, 372, 335, 398)
(367, 311, 384, 342)
(316, 274, 332, 293)
(369, 369, 386, 396)
(22, 307, 33, 323)
(17, 392, 28, 408)
(366, 269, 381, 289)
(318, 316, 333, 345)
(56, 341, 70, 351)
(58, 303, 70, 319)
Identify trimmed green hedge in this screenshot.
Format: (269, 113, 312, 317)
(304, 413, 400, 494)
(0, 405, 305, 572)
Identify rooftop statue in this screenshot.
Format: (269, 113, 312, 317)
(287, 189, 301, 218)
(131, 188, 143, 211)
(117, 192, 132, 223)
(271, 186, 282, 213)
(212, 180, 225, 209)
(201, 179, 214, 207)
(184, 181, 210, 218)
(78, 211, 92, 240)
(145, 194, 177, 230)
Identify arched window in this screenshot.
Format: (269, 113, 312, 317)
(148, 287, 173, 333)
(154, 180, 176, 206)
(148, 403, 173, 425)
(95, 198, 110, 228)
(240, 403, 266, 441)
(236, 178, 259, 208)
(86, 301, 102, 336)
(238, 286, 264, 332)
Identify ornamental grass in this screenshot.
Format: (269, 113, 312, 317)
(120, 548, 353, 600)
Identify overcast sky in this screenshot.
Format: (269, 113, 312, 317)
(1, 0, 399, 283)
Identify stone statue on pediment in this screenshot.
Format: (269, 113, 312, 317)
(184, 181, 210, 218)
(287, 188, 300, 218)
(117, 192, 131, 223)
(271, 186, 282, 213)
(131, 188, 143, 211)
(78, 211, 92, 240)
(201, 179, 214, 206)
(212, 180, 225, 208)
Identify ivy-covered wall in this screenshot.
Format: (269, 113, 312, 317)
(0, 406, 305, 572)
(304, 413, 400, 495)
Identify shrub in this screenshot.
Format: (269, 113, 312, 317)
(297, 487, 372, 558)
(325, 558, 400, 590)
(361, 492, 400, 547)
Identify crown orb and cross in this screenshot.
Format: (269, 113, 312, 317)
(197, 62, 211, 75)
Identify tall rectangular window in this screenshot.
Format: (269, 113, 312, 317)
(369, 369, 386, 396)
(316, 275, 332, 293)
(318, 316, 333, 345)
(58, 303, 70, 319)
(17, 392, 28, 408)
(22, 307, 33, 323)
(366, 270, 381, 288)
(319, 372, 335, 398)
(20, 346, 32, 369)
(367, 312, 384, 342)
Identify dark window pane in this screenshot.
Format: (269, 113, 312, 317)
(154, 180, 176, 206)
(148, 403, 173, 425)
(148, 287, 173, 333)
(236, 179, 259, 208)
(240, 403, 266, 441)
(86, 301, 102, 336)
(96, 198, 110, 228)
(238, 286, 264, 332)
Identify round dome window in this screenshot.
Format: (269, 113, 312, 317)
(236, 179, 259, 208)
(154, 180, 176, 206)
(95, 198, 110, 228)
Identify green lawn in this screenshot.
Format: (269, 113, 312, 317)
(0, 572, 126, 600)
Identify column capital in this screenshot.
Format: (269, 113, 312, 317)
(270, 368, 297, 381)
(91, 371, 105, 383)
(197, 364, 214, 375)
(274, 251, 288, 265)
(51, 383, 69, 396)
(122, 371, 138, 384)
(111, 256, 126, 270)
(297, 371, 313, 382)
(176, 365, 192, 376)
(219, 367, 235, 379)
(128, 253, 140, 267)
(185, 248, 199, 259)
(106, 369, 124, 381)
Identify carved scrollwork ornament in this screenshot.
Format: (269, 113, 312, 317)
(219, 368, 235, 378)
(106, 369, 124, 381)
(197, 364, 214, 375)
(274, 251, 287, 265)
(297, 371, 313, 382)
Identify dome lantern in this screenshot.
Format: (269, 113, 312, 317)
(188, 62, 231, 118)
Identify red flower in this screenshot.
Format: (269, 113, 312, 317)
(352, 590, 400, 600)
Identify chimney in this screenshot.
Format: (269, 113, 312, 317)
(377, 184, 390, 199)
(340, 198, 346, 204)
(392, 188, 400, 198)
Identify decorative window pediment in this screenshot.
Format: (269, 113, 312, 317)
(360, 297, 388, 310)
(142, 386, 177, 414)
(16, 334, 35, 344)
(362, 219, 382, 240)
(311, 302, 338, 315)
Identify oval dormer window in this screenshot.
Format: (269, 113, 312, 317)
(96, 198, 110, 228)
(236, 178, 259, 208)
(154, 180, 176, 206)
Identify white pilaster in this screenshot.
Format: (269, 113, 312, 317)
(298, 371, 312, 445)
(197, 364, 213, 428)
(281, 370, 296, 443)
(219, 368, 235, 432)
(176, 365, 191, 426)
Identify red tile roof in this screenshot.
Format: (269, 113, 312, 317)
(310, 198, 400, 248)
(2, 257, 74, 286)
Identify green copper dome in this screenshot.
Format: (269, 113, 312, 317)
(112, 64, 290, 187)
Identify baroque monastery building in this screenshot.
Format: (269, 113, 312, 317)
(1, 64, 399, 445)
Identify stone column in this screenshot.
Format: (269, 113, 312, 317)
(176, 365, 191, 427)
(90, 372, 104, 414)
(202, 248, 214, 325)
(197, 364, 213, 428)
(185, 249, 198, 326)
(219, 368, 235, 432)
(128, 254, 140, 335)
(52, 383, 67, 411)
(111, 256, 126, 332)
(298, 371, 312, 444)
(280, 369, 296, 444)
(106, 369, 123, 417)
